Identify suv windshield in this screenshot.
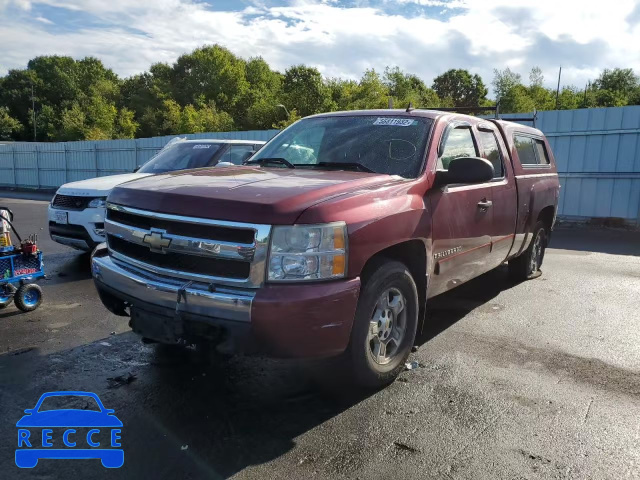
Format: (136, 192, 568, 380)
(138, 143, 222, 174)
(250, 115, 433, 178)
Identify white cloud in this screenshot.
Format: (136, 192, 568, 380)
(0, 0, 639, 96)
(0, 0, 31, 9)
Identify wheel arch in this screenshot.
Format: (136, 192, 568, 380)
(537, 205, 556, 234)
(359, 239, 428, 334)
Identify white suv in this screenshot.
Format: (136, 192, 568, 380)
(48, 139, 265, 250)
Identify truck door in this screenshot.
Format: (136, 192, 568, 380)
(428, 123, 496, 297)
(475, 124, 518, 269)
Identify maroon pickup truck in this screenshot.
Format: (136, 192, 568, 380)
(92, 109, 559, 387)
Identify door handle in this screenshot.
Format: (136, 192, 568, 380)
(477, 199, 493, 210)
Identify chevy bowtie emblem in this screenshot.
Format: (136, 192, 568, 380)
(143, 230, 171, 252)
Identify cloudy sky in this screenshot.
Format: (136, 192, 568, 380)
(1, 0, 640, 95)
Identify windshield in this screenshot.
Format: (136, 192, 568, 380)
(250, 115, 433, 178)
(138, 143, 222, 174)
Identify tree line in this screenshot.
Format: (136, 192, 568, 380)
(1, 44, 639, 142)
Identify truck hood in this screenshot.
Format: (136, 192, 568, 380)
(108, 166, 402, 224)
(57, 173, 152, 197)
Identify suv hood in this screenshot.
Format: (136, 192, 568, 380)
(108, 166, 402, 224)
(57, 173, 152, 197)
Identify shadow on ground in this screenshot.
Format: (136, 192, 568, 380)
(417, 265, 516, 345)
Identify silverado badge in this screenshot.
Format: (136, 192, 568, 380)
(434, 246, 462, 260)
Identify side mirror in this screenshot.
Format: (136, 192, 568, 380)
(24, 409, 34, 414)
(133, 166, 141, 173)
(435, 156, 494, 187)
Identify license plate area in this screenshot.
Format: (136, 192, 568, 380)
(55, 211, 68, 224)
(130, 307, 179, 344)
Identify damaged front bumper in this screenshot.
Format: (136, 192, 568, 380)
(91, 250, 361, 358)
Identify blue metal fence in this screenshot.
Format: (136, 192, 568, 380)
(501, 106, 640, 224)
(1, 106, 639, 224)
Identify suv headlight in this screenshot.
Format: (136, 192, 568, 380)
(267, 223, 347, 282)
(88, 198, 107, 208)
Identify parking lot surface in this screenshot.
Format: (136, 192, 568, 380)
(1, 194, 639, 479)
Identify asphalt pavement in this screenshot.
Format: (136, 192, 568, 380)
(1, 194, 639, 479)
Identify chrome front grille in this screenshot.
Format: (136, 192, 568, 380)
(105, 204, 271, 288)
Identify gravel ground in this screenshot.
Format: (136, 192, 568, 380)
(0, 194, 638, 479)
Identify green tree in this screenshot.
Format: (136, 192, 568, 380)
(555, 87, 581, 110)
(594, 68, 639, 97)
(629, 87, 640, 105)
(499, 85, 536, 113)
(120, 64, 173, 137)
(529, 67, 544, 88)
(0, 68, 38, 140)
(170, 45, 249, 115)
(384, 67, 440, 108)
(115, 108, 138, 139)
(432, 69, 488, 107)
(282, 65, 332, 117)
(242, 57, 284, 129)
(0, 106, 22, 140)
(58, 103, 86, 141)
(492, 67, 522, 103)
(348, 69, 389, 110)
(272, 108, 301, 129)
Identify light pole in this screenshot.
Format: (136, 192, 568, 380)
(31, 82, 36, 141)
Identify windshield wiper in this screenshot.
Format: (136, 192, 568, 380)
(244, 157, 295, 169)
(315, 162, 375, 173)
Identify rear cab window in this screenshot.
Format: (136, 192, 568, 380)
(514, 134, 550, 167)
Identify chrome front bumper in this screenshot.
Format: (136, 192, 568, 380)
(91, 255, 254, 323)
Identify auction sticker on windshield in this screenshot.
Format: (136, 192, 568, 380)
(192, 144, 211, 149)
(15, 391, 124, 469)
(373, 118, 416, 126)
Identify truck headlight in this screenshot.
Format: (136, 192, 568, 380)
(267, 223, 347, 282)
(88, 198, 107, 208)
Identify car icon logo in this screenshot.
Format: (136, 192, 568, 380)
(15, 391, 124, 469)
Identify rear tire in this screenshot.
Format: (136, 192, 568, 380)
(15, 284, 43, 312)
(347, 260, 418, 388)
(508, 221, 547, 282)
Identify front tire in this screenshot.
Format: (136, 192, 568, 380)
(508, 220, 548, 282)
(347, 260, 419, 388)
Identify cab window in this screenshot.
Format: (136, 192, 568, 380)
(477, 130, 505, 178)
(438, 127, 478, 170)
(514, 135, 538, 165)
(534, 139, 550, 164)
